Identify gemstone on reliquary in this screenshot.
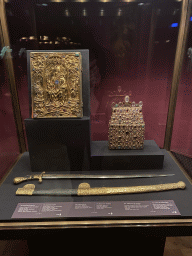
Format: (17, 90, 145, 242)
(125, 95, 129, 103)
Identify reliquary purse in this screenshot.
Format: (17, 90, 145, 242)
(108, 96, 145, 150)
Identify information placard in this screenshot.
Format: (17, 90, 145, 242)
(12, 200, 180, 219)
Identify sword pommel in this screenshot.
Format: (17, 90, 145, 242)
(13, 172, 45, 184)
(14, 177, 30, 184)
(177, 181, 186, 189)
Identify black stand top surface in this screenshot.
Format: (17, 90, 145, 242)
(0, 150, 192, 224)
(91, 140, 163, 156)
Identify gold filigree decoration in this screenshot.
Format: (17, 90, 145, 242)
(30, 52, 83, 118)
(14, 177, 30, 184)
(13, 172, 45, 184)
(77, 181, 186, 196)
(108, 98, 145, 150)
(16, 184, 35, 195)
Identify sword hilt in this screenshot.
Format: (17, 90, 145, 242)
(13, 172, 45, 184)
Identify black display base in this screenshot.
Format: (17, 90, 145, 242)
(90, 140, 164, 170)
(27, 232, 165, 256)
(25, 117, 90, 172)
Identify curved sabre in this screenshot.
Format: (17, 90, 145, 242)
(13, 172, 175, 184)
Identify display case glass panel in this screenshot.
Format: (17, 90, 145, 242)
(0, 59, 20, 181)
(171, 10, 192, 175)
(5, 0, 182, 148)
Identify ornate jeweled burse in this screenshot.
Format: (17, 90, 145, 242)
(30, 52, 83, 118)
(108, 96, 145, 149)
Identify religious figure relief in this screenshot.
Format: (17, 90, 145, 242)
(30, 52, 83, 118)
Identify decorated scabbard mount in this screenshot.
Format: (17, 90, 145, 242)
(30, 51, 83, 118)
(77, 181, 186, 196)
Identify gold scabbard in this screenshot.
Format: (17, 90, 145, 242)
(15, 182, 186, 196)
(77, 182, 186, 196)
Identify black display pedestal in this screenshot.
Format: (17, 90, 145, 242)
(27, 231, 165, 256)
(91, 140, 164, 170)
(26, 49, 91, 172)
(25, 117, 90, 172)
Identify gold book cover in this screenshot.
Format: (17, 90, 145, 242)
(30, 52, 83, 118)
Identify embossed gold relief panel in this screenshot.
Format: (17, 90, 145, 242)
(30, 52, 83, 118)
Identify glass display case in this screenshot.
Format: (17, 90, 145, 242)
(0, 0, 191, 175)
(2, 2, 192, 253)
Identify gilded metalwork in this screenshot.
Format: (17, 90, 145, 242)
(16, 181, 186, 196)
(14, 177, 30, 184)
(77, 181, 186, 196)
(108, 97, 145, 149)
(16, 184, 35, 195)
(13, 172, 45, 184)
(30, 52, 83, 118)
